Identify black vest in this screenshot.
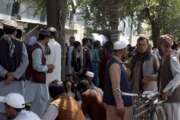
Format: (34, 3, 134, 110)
(103, 58, 132, 106)
(158, 57, 180, 102)
(0, 37, 22, 79)
(26, 43, 46, 83)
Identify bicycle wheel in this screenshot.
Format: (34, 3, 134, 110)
(153, 106, 167, 120)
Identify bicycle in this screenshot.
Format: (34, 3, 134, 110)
(122, 91, 167, 120)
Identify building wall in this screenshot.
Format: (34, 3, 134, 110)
(0, 0, 85, 43)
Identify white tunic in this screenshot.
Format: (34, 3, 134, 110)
(14, 110, 41, 120)
(46, 39, 62, 84)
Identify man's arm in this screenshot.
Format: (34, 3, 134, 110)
(55, 44, 61, 81)
(32, 48, 48, 73)
(110, 63, 123, 104)
(109, 63, 125, 116)
(81, 94, 89, 116)
(163, 56, 180, 93)
(42, 105, 59, 120)
(151, 54, 160, 80)
(13, 44, 29, 79)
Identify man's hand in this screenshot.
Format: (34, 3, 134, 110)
(4, 76, 14, 85)
(7, 72, 16, 79)
(116, 100, 125, 118)
(161, 92, 169, 100)
(47, 64, 55, 73)
(4, 72, 16, 85)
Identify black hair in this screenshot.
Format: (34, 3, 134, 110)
(16, 29, 22, 39)
(76, 80, 90, 93)
(49, 82, 65, 99)
(38, 34, 49, 41)
(14, 108, 22, 113)
(103, 41, 113, 53)
(3, 26, 16, 34)
(50, 31, 56, 38)
(137, 36, 149, 44)
(93, 41, 101, 49)
(172, 41, 177, 50)
(65, 74, 73, 77)
(70, 36, 75, 40)
(88, 38, 93, 44)
(69, 36, 75, 46)
(73, 41, 81, 48)
(82, 38, 89, 46)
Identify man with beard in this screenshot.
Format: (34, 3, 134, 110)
(158, 35, 180, 120)
(0, 20, 29, 120)
(128, 35, 159, 93)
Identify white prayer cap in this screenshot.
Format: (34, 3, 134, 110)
(2, 20, 18, 28)
(0, 93, 25, 109)
(113, 40, 129, 50)
(86, 71, 94, 78)
(49, 27, 57, 32)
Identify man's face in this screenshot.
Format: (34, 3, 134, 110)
(65, 81, 72, 90)
(88, 40, 92, 48)
(4, 104, 15, 118)
(45, 37, 50, 45)
(137, 39, 149, 54)
(159, 43, 171, 56)
(70, 38, 75, 46)
(66, 76, 73, 81)
(87, 77, 93, 82)
(122, 48, 128, 61)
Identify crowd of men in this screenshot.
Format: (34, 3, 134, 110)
(0, 19, 180, 120)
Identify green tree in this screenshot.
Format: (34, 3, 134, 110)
(80, 0, 180, 45)
(79, 0, 126, 31)
(127, 0, 180, 46)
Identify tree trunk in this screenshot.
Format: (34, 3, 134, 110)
(47, 0, 67, 81)
(151, 21, 160, 47)
(145, 8, 160, 47)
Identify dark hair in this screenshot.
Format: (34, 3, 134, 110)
(65, 74, 73, 77)
(14, 108, 23, 113)
(16, 29, 23, 39)
(137, 36, 149, 44)
(76, 80, 90, 93)
(103, 41, 113, 53)
(82, 38, 89, 46)
(38, 34, 49, 41)
(93, 41, 101, 49)
(49, 82, 65, 99)
(69, 36, 75, 46)
(3, 26, 16, 34)
(88, 38, 93, 44)
(172, 41, 177, 50)
(50, 31, 56, 38)
(73, 41, 81, 49)
(70, 36, 75, 40)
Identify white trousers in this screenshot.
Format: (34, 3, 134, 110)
(0, 81, 23, 113)
(164, 103, 180, 120)
(24, 81, 49, 118)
